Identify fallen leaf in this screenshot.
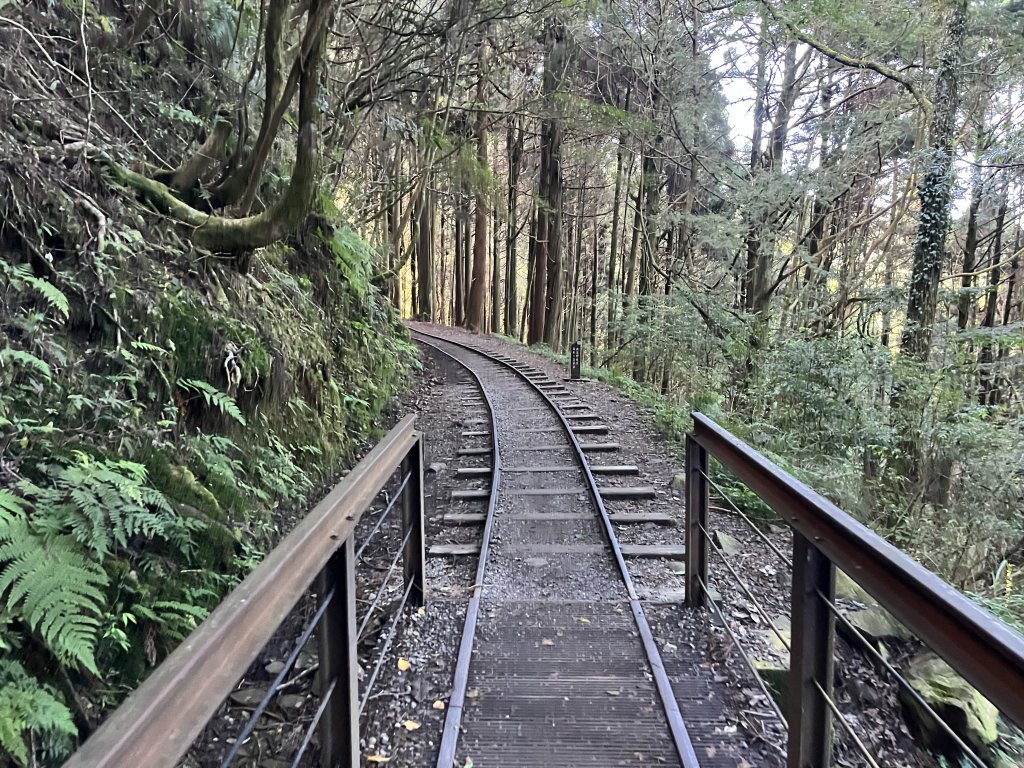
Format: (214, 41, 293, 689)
(417, 607, 426, 616)
(432, 700, 446, 710)
(576, 617, 591, 624)
(463, 759, 474, 768)
(466, 687, 480, 699)
(397, 657, 411, 671)
(541, 638, 555, 646)
(367, 756, 391, 764)
(607, 689, 621, 696)
(403, 720, 421, 731)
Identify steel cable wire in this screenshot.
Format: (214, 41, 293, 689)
(696, 574, 788, 728)
(699, 521, 792, 653)
(289, 677, 338, 768)
(220, 587, 336, 767)
(355, 471, 411, 561)
(357, 527, 414, 642)
(359, 578, 415, 715)
(816, 588, 988, 767)
(812, 680, 883, 768)
(697, 467, 794, 569)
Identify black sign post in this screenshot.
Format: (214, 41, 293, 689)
(570, 341, 582, 380)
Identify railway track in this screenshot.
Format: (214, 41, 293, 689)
(412, 328, 717, 768)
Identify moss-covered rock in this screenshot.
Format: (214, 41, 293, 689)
(835, 569, 876, 605)
(901, 652, 1000, 762)
(846, 606, 912, 643)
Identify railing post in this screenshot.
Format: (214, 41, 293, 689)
(317, 536, 359, 768)
(787, 533, 836, 768)
(402, 435, 426, 607)
(685, 435, 708, 608)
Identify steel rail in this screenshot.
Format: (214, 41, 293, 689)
(410, 334, 503, 768)
(413, 328, 701, 768)
(62, 415, 420, 768)
(691, 412, 1024, 730)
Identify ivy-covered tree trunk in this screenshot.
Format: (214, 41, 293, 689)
(900, 0, 969, 361)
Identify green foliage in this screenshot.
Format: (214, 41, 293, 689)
(2, 263, 69, 319)
(0, 660, 76, 765)
(326, 224, 375, 297)
(0, 203, 408, 767)
(17, 454, 190, 561)
(0, 517, 107, 673)
(177, 378, 247, 426)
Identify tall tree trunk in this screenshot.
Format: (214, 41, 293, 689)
(504, 113, 524, 336)
(957, 174, 984, 331)
(979, 193, 1008, 405)
(413, 173, 434, 321)
(454, 198, 466, 327)
(536, 24, 566, 349)
(466, 39, 490, 332)
(490, 206, 500, 333)
(900, 0, 969, 361)
(590, 217, 598, 365)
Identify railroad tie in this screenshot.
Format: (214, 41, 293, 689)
(456, 446, 493, 456)
(455, 467, 492, 477)
(579, 442, 620, 452)
(451, 489, 490, 501)
(599, 485, 657, 500)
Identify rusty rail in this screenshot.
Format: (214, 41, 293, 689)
(63, 415, 424, 768)
(685, 412, 1024, 767)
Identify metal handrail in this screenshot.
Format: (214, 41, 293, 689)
(685, 412, 1024, 767)
(63, 415, 423, 768)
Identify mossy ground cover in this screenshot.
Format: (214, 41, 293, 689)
(0, 4, 416, 762)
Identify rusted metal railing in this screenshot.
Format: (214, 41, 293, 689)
(63, 415, 425, 768)
(685, 412, 1024, 768)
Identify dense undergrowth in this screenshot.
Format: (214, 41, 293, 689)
(525, 296, 1024, 634)
(0, 3, 414, 764)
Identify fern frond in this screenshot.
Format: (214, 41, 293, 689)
(130, 340, 169, 355)
(0, 348, 52, 379)
(0, 521, 107, 673)
(0, 490, 26, 525)
(0, 660, 75, 764)
(20, 274, 69, 319)
(177, 378, 247, 426)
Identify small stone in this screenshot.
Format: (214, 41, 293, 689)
(279, 694, 305, 711)
(429, 462, 447, 474)
(671, 472, 687, 492)
(265, 660, 285, 676)
(525, 557, 548, 568)
(713, 531, 742, 556)
(229, 687, 267, 707)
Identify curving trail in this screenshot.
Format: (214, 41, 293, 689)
(412, 326, 724, 768)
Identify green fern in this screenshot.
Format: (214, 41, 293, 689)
(21, 455, 181, 560)
(0, 490, 25, 524)
(0, 659, 76, 765)
(177, 378, 247, 426)
(20, 274, 69, 320)
(0, 520, 107, 674)
(0, 348, 52, 380)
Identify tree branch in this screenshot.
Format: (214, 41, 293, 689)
(760, 0, 930, 115)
